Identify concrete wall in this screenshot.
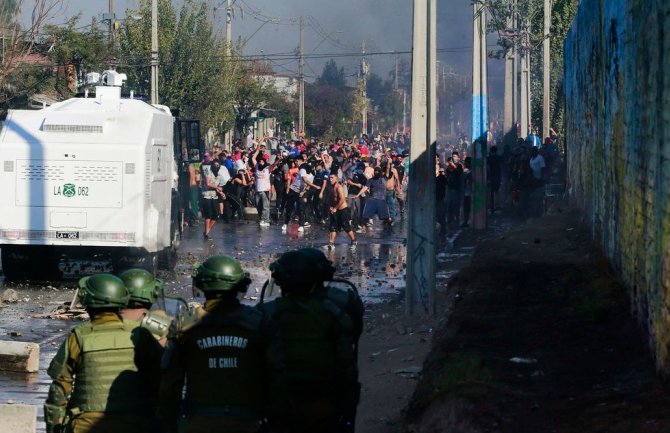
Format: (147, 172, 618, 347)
(565, 0, 670, 373)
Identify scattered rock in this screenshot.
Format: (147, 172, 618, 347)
(1, 289, 19, 303)
(394, 366, 422, 376)
(509, 357, 538, 364)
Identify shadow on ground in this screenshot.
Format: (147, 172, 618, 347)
(405, 211, 670, 433)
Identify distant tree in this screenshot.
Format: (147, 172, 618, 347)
(305, 59, 352, 138)
(487, 0, 579, 133)
(305, 81, 351, 138)
(317, 59, 346, 90)
(266, 89, 297, 136)
(120, 0, 235, 134)
(365, 72, 402, 132)
(0, 0, 65, 116)
(45, 17, 111, 97)
(229, 62, 278, 138)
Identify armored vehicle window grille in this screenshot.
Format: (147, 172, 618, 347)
(44, 124, 103, 133)
(145, 157, 151, 199)
(73, 165, 120, 182)
(19, 164, 65, 181)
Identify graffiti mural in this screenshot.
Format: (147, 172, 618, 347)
(565, 0, 670, 374)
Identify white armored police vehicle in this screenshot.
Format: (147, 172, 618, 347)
(0, 71, 181, 280)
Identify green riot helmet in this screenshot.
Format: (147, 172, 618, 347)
(269, 250, 322, 293)
(118, 268, 164, 306)
(296, 247, 336, 281)
(78, 273, 130, 308)
(192, 255, 251, 293)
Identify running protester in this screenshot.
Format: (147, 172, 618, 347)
(327, 173, 357, 250)
(358, 166, 392, 228)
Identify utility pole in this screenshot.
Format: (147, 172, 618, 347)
(471, 1, 488, 231)
(402, 90, 407, 135)
(361, 40, 368, 135)
(513, 0, 519, 140)
(150, 0, 158, 105)
(406, 0, 437, 316)
(108, 0, 115, 48)
(520, 21, 530, 139)
(542, 0, 552, 139)
(298, 16, 305, 136)
(503, 0, 517, 148)
(395, 54, 399, 91)
(225, 0, 232, 56)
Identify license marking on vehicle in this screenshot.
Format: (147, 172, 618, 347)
(56, 231, 80, 240)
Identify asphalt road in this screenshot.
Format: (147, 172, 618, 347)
(0, 217, 410, 430)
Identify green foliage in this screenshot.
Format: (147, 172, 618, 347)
(317, 59, 346, 90)
(489, 0, 579, 134)
(437, 353, 492, 390)
(119, 0, 285, 139)
(267, 89, 297, 135)
(230, 63, 278, 137)
(366, 72, 403, 133)
(45, 17, 111, 97)
(305, 59, 353, 138)
(0, 0, 19, 26)
(305, 80, 351, 138)
(0, 0, 291, 137)
(0, 66, 53, 115)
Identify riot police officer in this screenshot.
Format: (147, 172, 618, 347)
(258, 250, 358, 433)
(44, 273, 162, 433)
(157, 255, 285, 433)
(118, 268, 172, 344)
(294, 248, 363, 432)
(118, 268, 164, 321)
(295, 247, 364, 343)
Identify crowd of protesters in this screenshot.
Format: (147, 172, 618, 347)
(182, 126, 563, 243)
(433, 126, 564, 234)
(183, 134, 410, 246)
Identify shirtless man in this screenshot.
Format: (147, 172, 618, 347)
(384, 157, 401, 222)
(327, 173, 357, 250)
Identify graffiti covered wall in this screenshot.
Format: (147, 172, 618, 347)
(565, 0, 670, 373)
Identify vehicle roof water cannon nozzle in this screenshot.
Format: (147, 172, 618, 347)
(100, 70, 127, 87)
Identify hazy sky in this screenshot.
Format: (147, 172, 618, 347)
(40, 0, 501, 83)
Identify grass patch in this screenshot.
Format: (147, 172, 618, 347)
(436, 353, 493, 391)
(568, 294, 607, 321)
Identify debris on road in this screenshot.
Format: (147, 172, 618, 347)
(1, 289, 19, 303)
(509, 357, 539, 364)
(31, 292, 88, 321)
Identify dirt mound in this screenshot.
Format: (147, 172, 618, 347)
(405, 212, 670, 433)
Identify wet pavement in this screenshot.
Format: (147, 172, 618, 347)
(0, 217, 474, 431)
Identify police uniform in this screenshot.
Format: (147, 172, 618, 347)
(45, 312, 162, 433)
(158, 297, 284, 433)
(157, 256, 285, 433)
(44, 274, 162, 433)
(259, 250, 358, 433)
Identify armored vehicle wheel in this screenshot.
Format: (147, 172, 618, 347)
(159, 224, 180, 270)
(112, 251, 158, 275)
(159, 192, 181, 271)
